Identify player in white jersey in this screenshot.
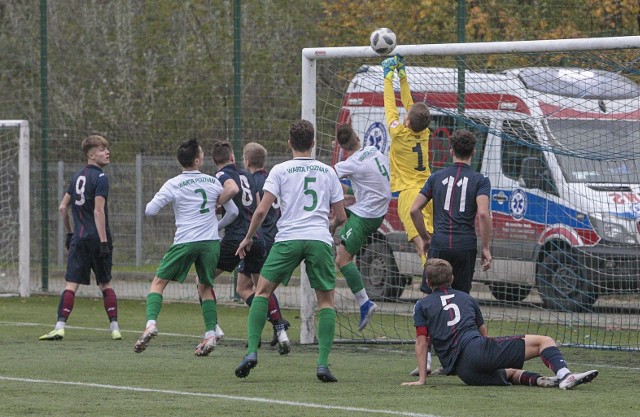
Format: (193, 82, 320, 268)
(134, 139, 239, 356)
(333, 124, 392, 331)
(234, 119, 347, 382)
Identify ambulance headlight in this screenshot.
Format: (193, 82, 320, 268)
(589, 214, 639, 244)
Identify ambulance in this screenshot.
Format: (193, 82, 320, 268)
(333, 65, 640, 311)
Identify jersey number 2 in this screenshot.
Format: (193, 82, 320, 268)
(194, 189, 210, 214)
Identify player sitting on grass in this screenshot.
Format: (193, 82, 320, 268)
(133, 139, 238, 356)
(403, 258, 598, 390)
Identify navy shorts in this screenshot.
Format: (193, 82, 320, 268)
(65, 239, 113, 285)
(454, 336, 525, 386)
(238, 240, 272, 275)
(218, 238, 266, 274)
(422, 248, 477, 294)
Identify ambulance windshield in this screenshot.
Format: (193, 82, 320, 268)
(547, 119, 640, 184)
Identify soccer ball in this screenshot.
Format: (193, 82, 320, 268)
(370, 28, 397, 55)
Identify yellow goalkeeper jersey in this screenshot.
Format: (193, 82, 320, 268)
(384, 76, 431, 192)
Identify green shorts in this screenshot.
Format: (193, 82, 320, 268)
(260, 240, 336, 291)
(155, 240, 220, 286)
(339, 212, 384, 255)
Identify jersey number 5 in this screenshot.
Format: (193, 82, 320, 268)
(440, 294, 461, 327)
(303, 177, 318, 212)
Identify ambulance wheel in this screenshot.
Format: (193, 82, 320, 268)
(488, 283, 531, 303)
(536, 250, 598, 312)
(358, 242, 404, 301)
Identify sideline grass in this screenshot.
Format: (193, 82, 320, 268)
(1, 296, 639, 417)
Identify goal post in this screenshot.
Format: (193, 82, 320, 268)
(0, 120, 30, 297)
(300, 36, 640, 348)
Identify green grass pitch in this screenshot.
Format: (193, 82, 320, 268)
(0, 295, 639, 417)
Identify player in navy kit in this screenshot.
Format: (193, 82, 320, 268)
(236, 142, 290, 353)
(210, 141, 291, 354)
(403, 258, 598, 389)
(40, 135, 121, 341)
(410, 129, 493, 294)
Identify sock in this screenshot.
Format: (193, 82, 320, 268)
(340, 263, 364, 295)
(201, 299, 217, 333)
(245, 293, 255, 307)
(57, 289, 75, 322)
(145, 292, 163, 321)
(102, 288, 118, 322)
(109, 321, 119, 331)
(267, 294, 282, 322)
(519, 371, 542, 386)
(54, 321, 65, 330)
(353, 289, 369, 307)
(540, 346, 569, 375)
(247, 296, 268, 354)
(317, 308, 336, 367)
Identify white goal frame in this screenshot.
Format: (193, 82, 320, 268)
(299, 35, 640, 344)
(0, 120, 30, 297)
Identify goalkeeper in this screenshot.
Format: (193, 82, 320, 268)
(382, 54, 433, 268)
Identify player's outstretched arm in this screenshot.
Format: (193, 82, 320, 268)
(217, 199, 238, 231)
(236, 191, 276, 258)
(329, 200, 347, 236)
(410, 193, 431, 248)
(402, 333, 430, 386)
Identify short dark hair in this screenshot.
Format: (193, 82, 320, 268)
(289, 120, 315, 152)
(449, 129, 477, 159)
(177, 138, 200, 168)
(212, 140, 233, 165)
(407, 102, 431, 133)
(425, 258, 454, 289)
(336, 125, 359, 151)
(81, 134, 109, 156)
(243, 142, 267, 169)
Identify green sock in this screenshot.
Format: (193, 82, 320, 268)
(145, 292, 163, 321)
(317, 307, 336, 367)
(201, 299, 217, 332)
(340, 263, 364, 294)
(247, 296, 268, 354)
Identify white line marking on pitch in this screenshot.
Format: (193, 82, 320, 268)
(0, 375, 441, 417)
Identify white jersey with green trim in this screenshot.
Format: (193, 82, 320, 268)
(145, 170, 224, 244)
(334, 145, 391, 219)
(263, 157, 343, 245)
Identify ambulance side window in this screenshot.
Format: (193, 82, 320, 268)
(501, 120, 557, 195)
(429, 116, 490, 173)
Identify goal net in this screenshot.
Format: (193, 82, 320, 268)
(0, 120, 30, 297)
(300, 37, 640, 349)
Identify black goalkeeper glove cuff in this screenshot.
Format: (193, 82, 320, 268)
(99, 242, 111, 258)
(65, 233, 73, 250)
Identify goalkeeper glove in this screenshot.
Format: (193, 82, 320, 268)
(381, 57, 397, 79)
(65, 233, 73, 250)
(99, 242, 111, 258)
(395, 54, 406, 79)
